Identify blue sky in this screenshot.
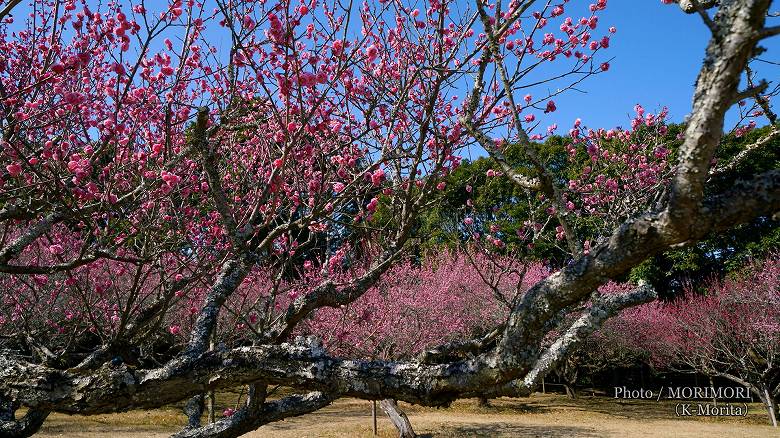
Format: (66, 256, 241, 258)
(543, 1, 780, 131)
(4, 0, 778, 133)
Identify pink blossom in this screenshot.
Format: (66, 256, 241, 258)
(371, 168, 385, 186)
(5, 163, 22, 177)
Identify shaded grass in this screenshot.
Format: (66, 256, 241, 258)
(35, 392, 776, 437)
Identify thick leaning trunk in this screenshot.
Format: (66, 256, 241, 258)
(183, 394, 206, 430)
(760, 387, 778, 427)
(380, 399, 417, 438)
(0, 397, 48, 438)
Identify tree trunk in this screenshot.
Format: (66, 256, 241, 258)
(380, 399, 417, 438)
(708, 376, 716, 406)
(183, 394, 205, 429)
(763, 387, 778, 427)
(371, 400, 377, 436)
(0, 396, 48, 438)
(563, 367, 578, 399)
(206, 325, 217, 423)
(206, 391, 216, 423)
(477, 396, 491, 407)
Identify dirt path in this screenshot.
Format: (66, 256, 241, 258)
(37, 394, 777, 437)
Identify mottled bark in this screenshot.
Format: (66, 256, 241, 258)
(183, 395, 206, 430)
(417, 326, 503, 364)
(380, 399, 417, 438)
(170, 392, 334, 438)
(521, 284, 656, 390)
(0, 2, 778, 438)
(761, 386, 778, 427)
(678, 0, 720, 13)
(185, 258, 251, 357)
(269, 245, 406, 342)
(0, 396, 48, 438)
(668, 0, 770, 227)
(0, 168, 777, 416)
(0, 212, 59, 264)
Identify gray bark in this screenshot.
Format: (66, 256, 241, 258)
(380, 399, 417, 438)
(0, 396, 48, 438)
(763, 387, 778, 427)
(170, 391, 333, 438)
(183, 395, 205, 430)
(0, 2, 778, 438)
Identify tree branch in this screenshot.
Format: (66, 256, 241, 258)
(667, 0, 770, 231)
(678, 0, 720, 13)
(520, 283, 657, 391)
(0, 0, 23, 22)
(0, 212, 60, 264)
(171, 391, 334, 438)
(709, 128, 779, 177)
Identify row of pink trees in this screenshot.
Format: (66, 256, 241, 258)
(600, 257, 780, 426)
(0, 0, 778, 437)
(640, 258, 780, 426)
(305, 250, 544, 436)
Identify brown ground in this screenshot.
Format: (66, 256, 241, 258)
(36, 393, 778, 437)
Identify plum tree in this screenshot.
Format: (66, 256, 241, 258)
(0, 0, 778, 437)
(620, 257, 780, 426)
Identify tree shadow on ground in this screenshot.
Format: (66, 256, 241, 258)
(526, 396, 675, 421)
(401, 399, 551, 416)
(417, 423, 600, 437)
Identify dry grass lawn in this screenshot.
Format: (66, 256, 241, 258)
(36, 393, 778, 437)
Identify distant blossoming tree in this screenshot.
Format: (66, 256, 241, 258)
(306, 250, 538, 436)
(620, 257, 780, 426)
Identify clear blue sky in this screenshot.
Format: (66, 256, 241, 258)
(543, 1, 780, 131)
(5, 1, 778, 132)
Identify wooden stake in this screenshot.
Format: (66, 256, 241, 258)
(372, 400, 378, 435)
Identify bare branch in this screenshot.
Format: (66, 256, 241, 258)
(520, 283, 657, 391)
(710, 128, 780, 177)
(731, 80, 769, 106)
(171, 391, 334, 438)
(192, 107, 242, 249)
(759, 25, 780, 38)
(0, 0, 22, 22)
(678, 0, 720, 13)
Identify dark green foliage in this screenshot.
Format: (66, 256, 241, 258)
(414, 123, 778, 295)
